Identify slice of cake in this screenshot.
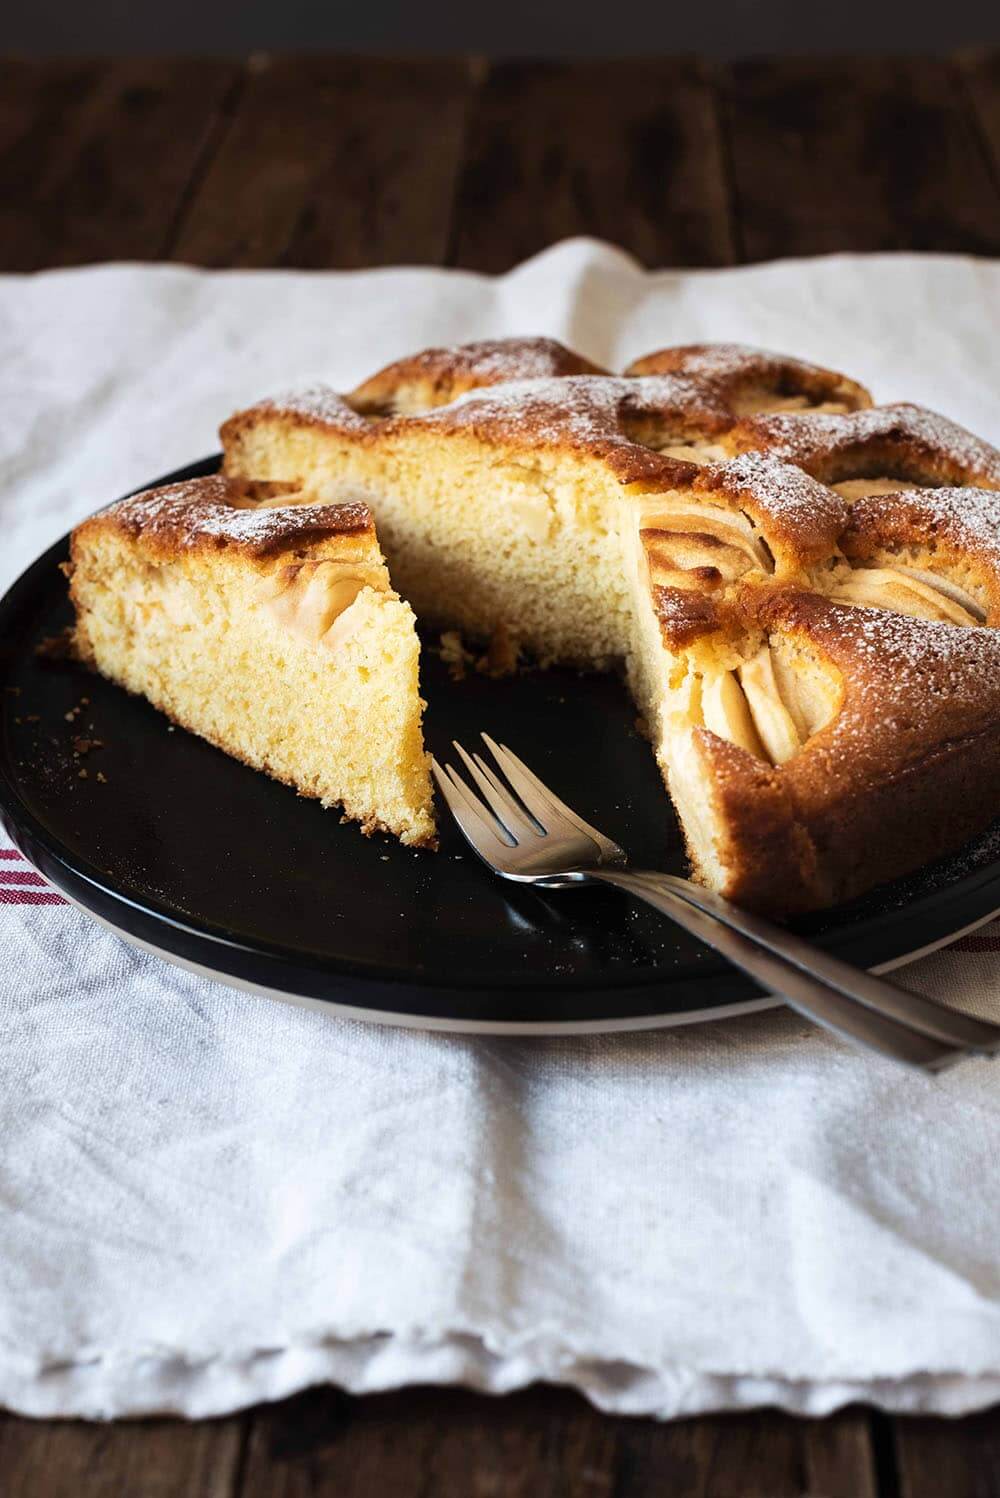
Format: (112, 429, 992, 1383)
(68, 474, 435, 848)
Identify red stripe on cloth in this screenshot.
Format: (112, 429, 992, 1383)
(0, 849, 23, 860)
(951, 921, 1000, 952)
(0, 890, 67, 905)
(0, 871, 47, 886)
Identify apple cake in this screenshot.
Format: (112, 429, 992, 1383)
(217, 337, 1000, 913)
(68, 475, 435, 847)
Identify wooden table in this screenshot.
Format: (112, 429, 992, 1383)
(4, 50, 1000, 1497)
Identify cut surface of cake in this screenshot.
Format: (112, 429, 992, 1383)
(68, 475, 435, 848)
(221, 344, 874, 670)
(218, 337, 1000, 913)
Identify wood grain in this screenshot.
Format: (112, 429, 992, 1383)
(895, 1409, 1000, 1497)
(173, 56, 476, 269)
(238, 1385, 877, 1498)
(0, 1411, 244, 1498)
(0, 58, 238, 271)
(962, 50, 1000, 192)
(449, 59, 735, 272)
(722, 57, 1000, 261)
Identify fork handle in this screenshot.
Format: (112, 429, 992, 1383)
(639, 871, 1000, 1054)
(591, 869, 976, 1070)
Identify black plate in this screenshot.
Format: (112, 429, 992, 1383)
(2, 458, 1000, 1032)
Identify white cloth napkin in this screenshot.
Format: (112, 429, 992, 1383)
(3, 240, 1000, 1421)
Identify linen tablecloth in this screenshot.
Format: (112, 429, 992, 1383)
(3, 240, 1000, 1419)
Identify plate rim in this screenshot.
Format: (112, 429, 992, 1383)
(40, 891, 1000, 1036)
(3, 456, 1000, 1029)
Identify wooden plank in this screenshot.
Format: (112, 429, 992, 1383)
(238, 1385, 877, 1498)
(0, 1411, 245, 1498)
(806, 1410, 881, 1498)
(0, 58, 239, 271)
(606, 1407, 878, 1498)
(449, 59, 735, 273)
(173, 56, 475, 269)
(722, 57, 1000, 261)
(961, 50, 1000, 190)
(895, 1408, 1000, 1497)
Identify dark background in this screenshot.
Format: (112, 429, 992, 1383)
(6, 0, 1000, 56)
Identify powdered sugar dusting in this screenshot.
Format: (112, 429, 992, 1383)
(852, 486, 1000, 563)
(835, 600, 1000, 676)
(745, 403, 1000, 484)
(108, 475, 371, 554)
(259, 385, 368, 430)
(634, 343, 830, 383)
(710, 450, 846, 526)
(418, 373, 728, 446)
(398, 337, 598, 383)
(771, 593, 1000, 770)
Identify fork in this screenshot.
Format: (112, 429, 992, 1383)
(432, 735, 1000, 1070)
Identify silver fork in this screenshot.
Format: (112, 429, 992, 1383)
(432, 734, 1000, 1070)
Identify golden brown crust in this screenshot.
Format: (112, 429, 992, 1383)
(403, 375, 731, 485)
(224, 372, 729, 488)
(839, 487, 1000, 624)
(349, 336, 607, 414)
(220, 389, 372, 446)
(726, 404, 1000, 490)
(685, 732, 828, 911)
(624, 343, 872, 413)
(698, 587, 1000, 911)
(645, 476, 1000, 650)
(72, 474, 375, 565)
(223, 345, 997, 501)
(640, 456, 849, 651)
(692, 453, 848, 571)
(651, 584, 723, 646)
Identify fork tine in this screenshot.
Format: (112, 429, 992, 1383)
(473, 752, 546, 835)
(481, 734, 624, 861)
(453, 741, 542, 842)
(431, 758, 515, 855)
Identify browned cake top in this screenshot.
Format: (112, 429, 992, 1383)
(684, 582, 1000, 911)
(623, 343, 871, 411)
(646, 480, 1000, 649)
(728, 404, 1000, 490)
(224, 342, 1000, 502)
(223, 369, 733, 487)
(843, 485, 1000, 561)
(75, 475, 374, 562)
(350, 336, 607, 413)
(650, 585, 725, 649)
(243, 338, 607, 435)
(407, 374, 733, 483)
(239, 386, 373, 434)
(223, 337, 1000, 648)
(692, 452, 849, 566)
(748, 587, 1000, 787)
